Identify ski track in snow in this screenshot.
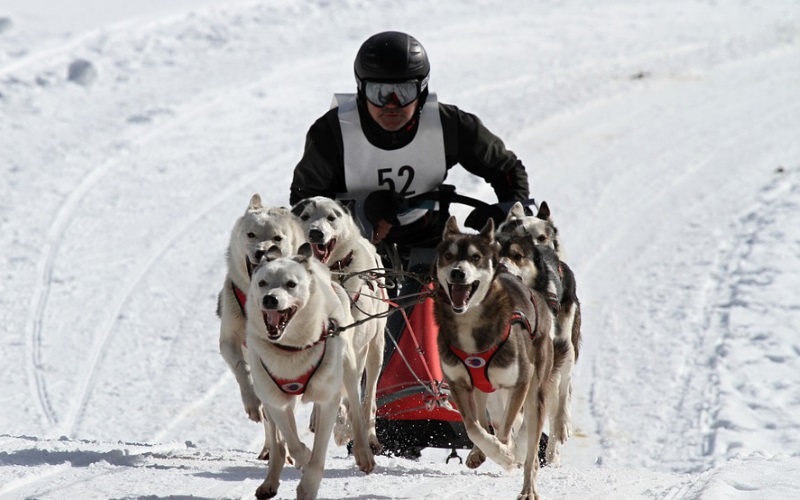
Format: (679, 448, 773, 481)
(704, 168, 800, 464)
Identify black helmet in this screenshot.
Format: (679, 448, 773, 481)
(354, 31, 430, 92)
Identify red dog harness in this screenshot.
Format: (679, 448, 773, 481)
(259, 320, 337, 395)
(233, 282, 248, 316)
(448, 311, 533, 393)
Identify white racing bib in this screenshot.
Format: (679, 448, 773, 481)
(334, 93, 447, 228)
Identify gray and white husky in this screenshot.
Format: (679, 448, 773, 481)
(291, 196, 388, 453)
(496, 201, 582, 466)
(246, 244, 374, 500)
(433, 216, 555, 500)
(217, 193, 305, 459)
(497, 201, 563, 259)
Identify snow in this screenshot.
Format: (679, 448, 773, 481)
(2, 0, 800, 498)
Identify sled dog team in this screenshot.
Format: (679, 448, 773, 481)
(217, 194, 582, 500)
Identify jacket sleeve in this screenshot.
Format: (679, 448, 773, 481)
(289, 110, 346, 205)
(439, 103, 530, 202)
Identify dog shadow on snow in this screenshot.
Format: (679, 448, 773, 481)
(200, 463, 394, 499)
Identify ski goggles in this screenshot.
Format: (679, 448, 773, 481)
(364, 80, 421, 107)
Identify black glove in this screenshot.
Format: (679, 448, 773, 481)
(364, 190, 406, 226)
(465, 204, 506, 231)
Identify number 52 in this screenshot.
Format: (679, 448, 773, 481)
(377, 166, 416, 196)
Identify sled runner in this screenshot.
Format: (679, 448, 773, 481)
(341, 186, 549, 464)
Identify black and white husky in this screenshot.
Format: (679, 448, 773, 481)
(433, 216, 555, 500)
(246, 244, 375, 500)
(496, 201, 582, 466)
(217, 194, 305, 460)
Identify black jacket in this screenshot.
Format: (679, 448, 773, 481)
(289, 98, 530, 205)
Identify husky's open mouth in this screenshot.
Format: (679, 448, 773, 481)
(448, 281, 479, 313)
(312, 239, 336, 263)
(262, 307, 297, 339)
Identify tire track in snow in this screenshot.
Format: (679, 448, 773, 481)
(14, 0, 273, 437)
(55, 90, 290, 438)
(14, 0, 346, 439)
(25, 82, 240, 434)
(24, 117, 194, 431)
(59, 47, 339, 437)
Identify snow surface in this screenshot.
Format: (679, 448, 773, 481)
(2, 0, 800, 498)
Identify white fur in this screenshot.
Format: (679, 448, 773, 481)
(217, 193, 305, 459)
(292, 196, 388, 453)
(246, 252, 374, 500)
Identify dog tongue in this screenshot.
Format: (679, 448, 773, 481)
(450, 284, 472, 309)
(264, 309, 283, 328)
(312, 243, 331, 263)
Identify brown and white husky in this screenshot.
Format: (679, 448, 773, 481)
(432, 216, 555, 500)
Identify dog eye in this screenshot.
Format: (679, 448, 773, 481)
(471, 254, 481, 262)
(300, 214, 309, 221)
(258, 280, 267, 287)
(247, 232, 256, 238)
(513, 253, 523, 262)
(286, 281, 297, 289)
(273, 236, 283, 242)
(444, 252, 453, 260)
(536, 235, 547, 243)
(326, 215, 336, 222)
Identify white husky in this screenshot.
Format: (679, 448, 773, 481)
(217, 194, 305, 459)
(291, 196, 388, 453)
(246, 244, 375, 500)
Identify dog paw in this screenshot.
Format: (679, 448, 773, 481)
(333, 405, 353, 446)
(241, 393, 262, 422)
(352, 446, 376, 474)
(296, 480, 321, 500)
(292, 447, 312, 469)
(516, 487, 541, 500)
(368, 435, 383, 455)
(552, 418, 572, 443)
(255, 481, 279, 500)
(257, 445, 270, 461)
(545, 441, 562, 467)
(308, 407, 316, 433)
(465, 447, 486, 469)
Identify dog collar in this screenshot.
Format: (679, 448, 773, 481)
(270, 319, 340, 352)
(448, 311, 531, 393)
(328, 250, 354, 272)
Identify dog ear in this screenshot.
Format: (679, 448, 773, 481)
(536, 201, 551, 221)
(479, 217, 495, 241)
(507, 201, 526, 221)
(443, 215, 460, 238)
(290, 199, 310, 217)
(248, 194, 263, 211)
(295, 242, 313, 263)
(264, 245, 282, 262)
